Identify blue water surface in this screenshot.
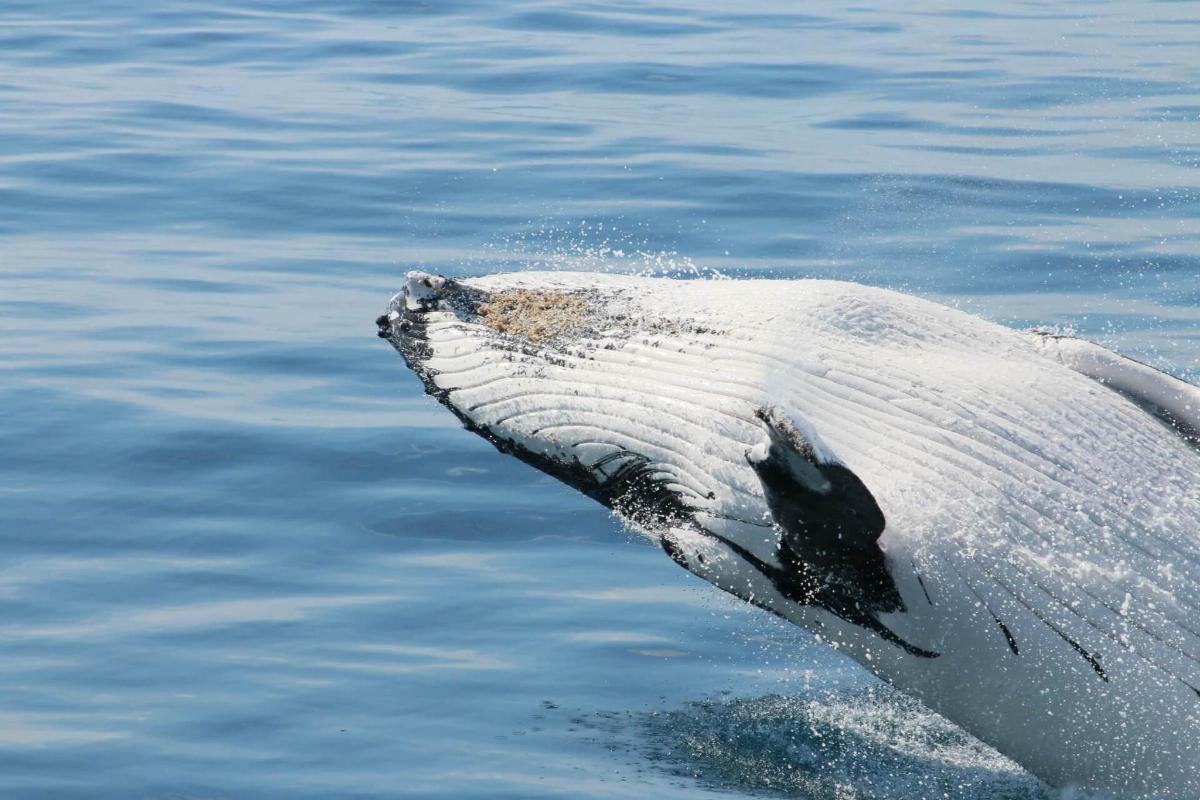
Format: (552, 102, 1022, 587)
(2, 1, 1198, 798)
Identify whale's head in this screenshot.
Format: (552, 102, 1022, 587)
(376, 270, 670, 513)
(375, 270, 619, 399)
(377, 270, 929, 658)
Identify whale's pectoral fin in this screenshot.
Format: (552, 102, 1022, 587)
(1029, 331, 1200, 447)
(746, 407, 933, 656)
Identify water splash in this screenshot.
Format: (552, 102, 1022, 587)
(477, 219, 727, 279)
(633, 687, 1051, 800)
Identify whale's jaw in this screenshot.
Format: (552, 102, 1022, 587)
(375, 271, 709, 534)
(375, 271, 934, 658)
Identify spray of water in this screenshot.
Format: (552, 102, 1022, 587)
(474, 219, 728, 280)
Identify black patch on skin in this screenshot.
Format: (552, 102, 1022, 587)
(1123, 395, 1200, 451)
(589, 451, 693, 526)
(700, 528, 937, 659)
(996, 617, 1020, 656)
(379, 279, 933, 658)
(659, 533, 690, 569)
(913, 563, 934, 606)
(745, 408, 936, 658)
(1055, 628, 1107, 682)
(955, 568, 1019, 656)
(995, 580, 1108, 682)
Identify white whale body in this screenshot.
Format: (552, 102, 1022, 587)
(378, 270, 1200, 798)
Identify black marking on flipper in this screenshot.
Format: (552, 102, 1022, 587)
(992, 547, 1200, 682)
(912, 561, 934, 606)
(652, 527, 818, 625)
(979, 557, 1200, 695)
(983, 548, 1200, 693)
(981, 486, 1200, 653)
(691, 528, 937, 659)
(997, 618, 1020, 656)
(746, 408, 900, 611)
(690, 529, 936, 658)
(977, 567, 1109, 682)
(1053, 626, 1107, 682)
(948, 458, 1200, 680)
(660, 533, 689, 569)
(744, 407, 934, 657)
(949, 563, 1020, 656)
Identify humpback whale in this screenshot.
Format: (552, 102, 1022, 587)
(377, 270, 1200, 799)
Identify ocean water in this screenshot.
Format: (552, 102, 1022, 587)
(2, 1, 1198, 797)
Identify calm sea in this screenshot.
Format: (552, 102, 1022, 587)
(2, 1, 1197, 798)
